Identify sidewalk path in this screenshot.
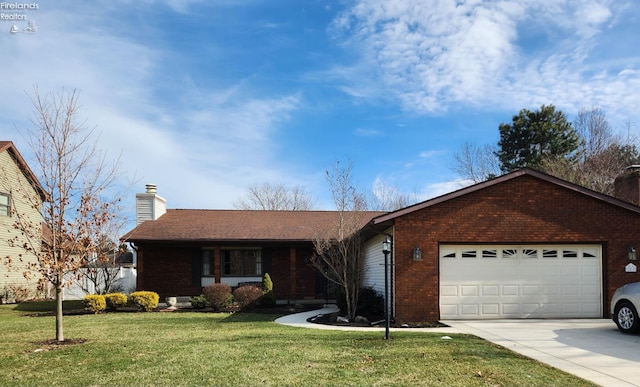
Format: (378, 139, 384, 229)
(274, 305, 462, 333)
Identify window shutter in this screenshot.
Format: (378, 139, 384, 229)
(191, 249, 202, 287)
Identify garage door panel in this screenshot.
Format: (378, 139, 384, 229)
(461, 304, 479, 315)
(562, 303, 580, 314)
(440, 304, 458, 316)
(522, 284, 540, 295)
(502, 303, 520, 315)
(461, 285, 479, 296)
(543, 303, 561, 314)
(440, 285, 458, 297)
(440, 244, 602, 319)
(542, 285, 560, 295)
(482, 304, 499, 315)
(501, 285, 519, 296)
(582, 284, 599, 295)
(482, 285, 499, 296)
(581, 303, 600, 314)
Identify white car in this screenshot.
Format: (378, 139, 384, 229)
(611, 282, 640, 334)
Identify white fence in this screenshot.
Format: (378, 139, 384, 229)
(62, 267, 137, 300)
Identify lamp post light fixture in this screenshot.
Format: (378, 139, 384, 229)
(382, 236, 392, 340)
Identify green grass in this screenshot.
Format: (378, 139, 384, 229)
(0, 302, 595, 387)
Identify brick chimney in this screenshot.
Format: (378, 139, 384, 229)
(614, 166, 640, 206)
(135, 184, 167, 225)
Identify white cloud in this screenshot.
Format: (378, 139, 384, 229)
(329, 0, 640, 122)
(0, 1, 307, 215)
(420, 178, 473, 200)
(355, 127, 381, 136)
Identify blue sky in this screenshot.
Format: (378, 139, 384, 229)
(2, 0, 640, 218)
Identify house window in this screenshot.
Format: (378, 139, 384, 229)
(0, 193, 10, 216)
(502, 249, 517, 258)
(222, 249, 262, 276)
(482, 249, 497, 258)
(461, 250, 477, 258)
(202, 249, 214, 276)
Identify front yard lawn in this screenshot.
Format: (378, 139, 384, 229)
(0, 302, 595, 386)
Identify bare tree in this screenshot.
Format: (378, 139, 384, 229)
(368, 178, 419, 211)
(4, 87, 124, 342)
(308, 160, 368, 320)
(79, 237, 128, 295)
(451, 141, 501, 184)
(574, 107, 613, 158)
(234, 182, 314, 210)
(544, 108, 640, 194)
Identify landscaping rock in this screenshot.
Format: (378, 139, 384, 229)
(354, 315, 369, 324)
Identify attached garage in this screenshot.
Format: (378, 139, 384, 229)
(365, 168, 640, 324)
(439, 244, 602, 319)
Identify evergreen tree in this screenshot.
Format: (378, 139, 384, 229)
(497, 105, 581, 172)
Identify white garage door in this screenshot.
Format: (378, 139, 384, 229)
(439, 245, 602, 319)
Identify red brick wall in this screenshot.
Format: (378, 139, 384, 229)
(137, 243, 318, 300)
(392, 175, 640, 323)
(136, 244, 201, 298)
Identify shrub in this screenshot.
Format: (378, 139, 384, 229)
(190, 294, 210, 309)
(0, 284, 33, 304)
(104, 292, 128, 311)
(233, 285, 263, 311)
(260, 273, 276, 307)
(356, 286, 385, 318)
(203, 284, 233, 311)
(262, 273, 273, 293)
(129, 291, 159, 312)
(335, 286, 384, 320)
(83, 294, 106, 314)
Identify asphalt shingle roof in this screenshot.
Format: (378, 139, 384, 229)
(123, 209, 386, 242)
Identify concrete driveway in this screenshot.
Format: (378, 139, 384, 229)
(442, 319, 640, 387)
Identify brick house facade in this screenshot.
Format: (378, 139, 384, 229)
(135, 242, 320, 300)
(365, 168, 640, 323)
(124, 168, 640, 322)
(124, 206, 384, 302)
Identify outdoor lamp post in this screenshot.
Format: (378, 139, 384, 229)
(382, 236, 392, 340)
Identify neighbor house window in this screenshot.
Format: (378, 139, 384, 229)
(202, 249, 214, 276)
(222, 249, 262, 276)
(0, 193, 10, 216)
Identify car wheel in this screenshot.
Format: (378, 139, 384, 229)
(614, 301, 639, 334)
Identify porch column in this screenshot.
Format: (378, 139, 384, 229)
(289, 247, 297, 299)
(136, 248, 144, 290)
(214, 246, 221, 284)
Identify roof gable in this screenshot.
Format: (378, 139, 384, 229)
(0, 141, 47, 201)
(124, 209, 386, 243)
(373, 168, 640, 225)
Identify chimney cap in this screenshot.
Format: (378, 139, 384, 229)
(145, 184, 157, 194)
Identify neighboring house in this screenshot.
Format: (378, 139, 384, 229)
(123, 168, 640, 323)
(0, 141, 46, 300)
(123, 184, 383, 302)
(62, 265, 137, 300)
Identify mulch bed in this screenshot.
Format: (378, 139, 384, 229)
(30, 338, 88, 353)
(307, 311, 449, 328)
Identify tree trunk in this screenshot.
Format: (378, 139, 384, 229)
(55, 284, 64, 342)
